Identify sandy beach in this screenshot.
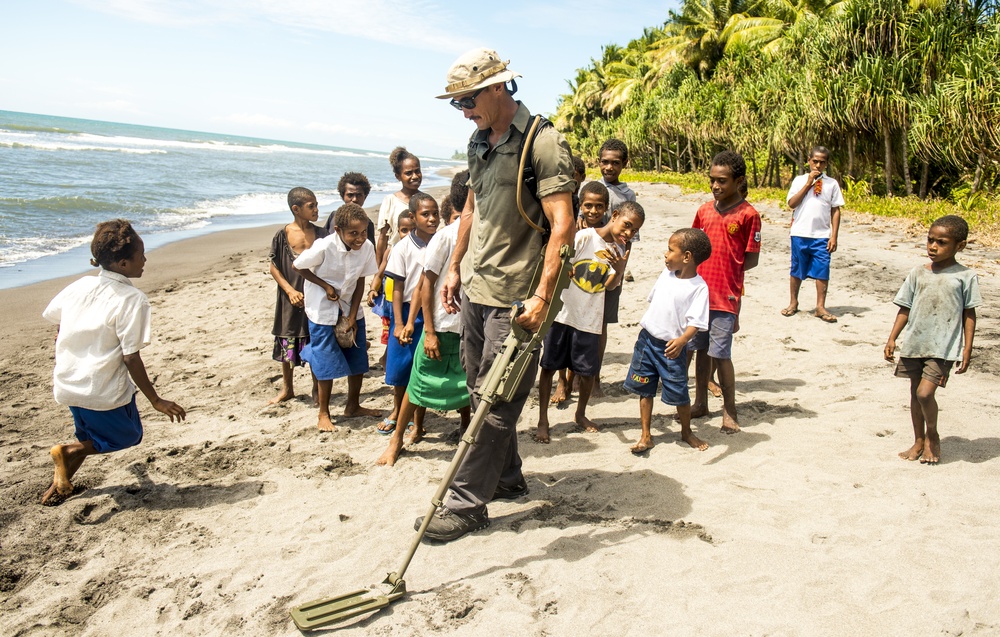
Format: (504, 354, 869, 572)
(2, 184, 999, 636)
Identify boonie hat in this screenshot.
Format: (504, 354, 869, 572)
(436, 48, 522, 99)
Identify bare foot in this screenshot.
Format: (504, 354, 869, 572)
(550, 381, 569, 405)
(682, 431, 709, 451)
(50, 445, 73, 496)
(721, 422, 741, 435)
(406, 426, 425, 445)
(576, 415, 600, 433)
(630, 438, 653, 454)
(533, 421, 550, 444)
(591, 382, 605, 398)
(317, 413, 336, 432)
(898, 441, 924, 461)
(267, 389, 295, 405)
(41, 481, 68, 506)
(689, 403, 709, 419)
(376, 438, 403, 466)
(920, 435, 940, 465)
(343, 405, 381, 418)
(707, 381, 722, 398)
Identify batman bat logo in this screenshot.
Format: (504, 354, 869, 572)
(571, 259, 612, 294)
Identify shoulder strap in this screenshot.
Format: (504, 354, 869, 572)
(515, 115, 553, 238)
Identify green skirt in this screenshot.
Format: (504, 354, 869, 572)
(407, 332, 470, 411)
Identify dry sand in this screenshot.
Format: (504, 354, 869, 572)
(2, 184, 999, 636)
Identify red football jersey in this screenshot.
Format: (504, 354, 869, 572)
(692, 200, 762, 314)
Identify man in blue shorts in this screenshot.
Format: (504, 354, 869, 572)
(782, 146, 845, 323)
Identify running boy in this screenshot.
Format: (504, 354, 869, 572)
(689, 150, 761, 434)
(41, 220, 186, 505)
(884, 215, 980, 464)
(268, 187, 327, 405)
(535, 198, 643, 443)
(294, 203, 380, 432)
(377, 196, 469, 466)
(381, 194, 440, 435)
(783, 146, 845, 322)
(625, 228, 711, 454)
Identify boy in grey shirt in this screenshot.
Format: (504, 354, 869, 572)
(885, 215, 981, 465)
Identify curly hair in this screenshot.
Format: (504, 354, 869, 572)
(711, 150, 747, 181)
(332, 203, 370, 231)
(571, 155, 586, 179)
(449, 169, 470, 213)
(440, 198, 455, 224)
(389, 146, 420, 178)
(599, 138, 629, 165)
(673, 228, 712, 265)
(287, 186, 316, 211)
(90, 219, 141, 268)
(615, 200, 645, 222)
(580, 180, 610, 207)
(338, 172, 371, 198)
(408, 191, 437, 214)
(931, 214, 969, 243)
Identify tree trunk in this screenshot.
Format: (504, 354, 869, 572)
(919, 161, 929, 199)
(655, 141, 661, 172)
(902, 116, 913, 196)
(750, 151, 759, 187)
(686, 138, 694, 172)
(883, 123, 893, 197)
(675, 134, 681, 172)
(971, 153, 984, 194)
(847, 133, 855, 179)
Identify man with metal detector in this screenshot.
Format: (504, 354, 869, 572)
(425, 48, 577, 542)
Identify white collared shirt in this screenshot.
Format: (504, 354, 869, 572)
(43, 269, 151, 410)
(385, 232, 429, 304)
(422, 222, 460, 333)
(294, 234, 378, 325)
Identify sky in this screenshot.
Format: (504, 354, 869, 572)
(1, 0, 677, 158)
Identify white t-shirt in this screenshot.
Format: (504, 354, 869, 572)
(555, 228, 619, 335)
(43, 269, 151, 410)
(787, 173, 845, 239)
(422, 222, 460, 334)
(376, 194, 410, 247)
(385, 232, 428, 304)
(294, 234, 378, 325)
(640, 268, 710, 342)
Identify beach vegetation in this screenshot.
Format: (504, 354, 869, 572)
(558, 0, 1000, 239)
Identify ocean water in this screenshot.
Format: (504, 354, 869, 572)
(0, 110, 459, 289)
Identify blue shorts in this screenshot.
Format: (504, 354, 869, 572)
(386, 303, 423, 387)
(70, 395, 143, 453)
(790, 236, 831, 281)
(540, 321, 600, 376)
(623, 329, 690, 406)
(303, 317, 368, 381)
(687, 311, 736, 359)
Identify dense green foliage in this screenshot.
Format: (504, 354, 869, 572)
(556, 0, 1000, 226)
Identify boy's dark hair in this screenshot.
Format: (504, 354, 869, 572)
(571, 155, 586, 178)
(338, 172, 371, 198)
(389, 146, 420, 178)
(599, 138, 629, 165)
(408, 191, 437, 214)
(332, 203, 369, 230)
(287, 187, 315, 211)
(90, 219, 140, 268)
(397, 210, 414, 228)
(616, 200, 645, 221)
(931, 214, 969, 243)
(441, 198, 455, 224)
(711, 150, 747, 181)
(580, 180, 610, 207)
(809, 146, 830, 159)
(449, 170, 470, 213)
(674, 228, 712, 265)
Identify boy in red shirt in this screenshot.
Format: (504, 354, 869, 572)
(689, 150, 761, 434)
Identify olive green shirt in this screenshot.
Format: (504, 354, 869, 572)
(461, 102, 575, 307)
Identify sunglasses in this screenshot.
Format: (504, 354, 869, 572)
(450, 87, 486, 111)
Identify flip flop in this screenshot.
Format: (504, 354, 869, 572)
(376, 418, 397, 435)
(780, 307, 799, 317)
(815, 312, 838, 323)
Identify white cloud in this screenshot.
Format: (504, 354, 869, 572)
(70, 0, 476, 52)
